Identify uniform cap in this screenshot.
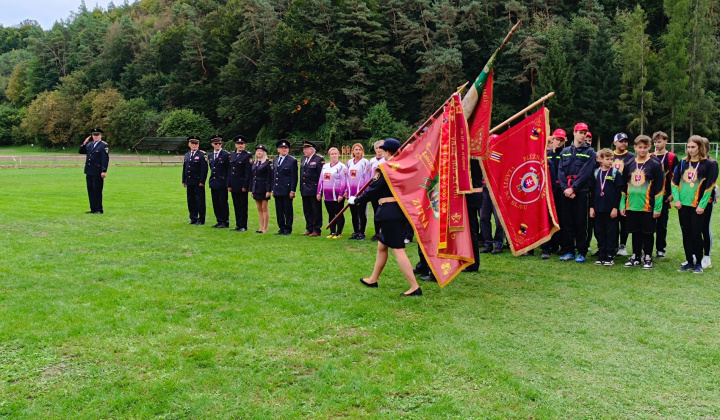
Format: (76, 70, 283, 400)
(613, 132, 629, 143)
(233, 135, 248, 143)
(91, 127, 104, 134)
(210, 134, 223, 142)
(574, 122, 589, 132)
(187, 135, 200, 143)
(302, 140, 317, 148)
(379, 138, 401, 153)
(552, 129, 567, 139)
(255, 144, 268, 152)
(276, 139, 290, 148)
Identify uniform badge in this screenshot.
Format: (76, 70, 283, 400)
(350, 169, 357, 179)
(631, 169, 646, 187)
(324, 172, 331, 181)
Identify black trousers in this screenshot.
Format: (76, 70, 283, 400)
(594, 212, 619, 261)
(415, 243, 430, 275)
(619, 213, 629, 247)
(560, 190, 589, 256)
(350, 203, 368, 234)
(231, 191, 249, 229)
(627, 211, 655, 258)
(542, 187, 563, 254)
(302, 195, 323, 233)
(86, 174, 104, 212)
(702, 201, 714, 257)
(370, 200, 380, 235)
(465, 202, 481, 271)
(655, 199, 670, 252)
(480, 189, 504, 245)
(186, 185, 206, 223)
(210, 188, 229, 224)
(679, 206, 705, 265)
(275, 195, 294, 232)
(325, 200, 344, 235)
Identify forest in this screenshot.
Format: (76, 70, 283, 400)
(0, 0, 717, 151)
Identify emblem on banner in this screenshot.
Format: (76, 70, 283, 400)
(509, 161, 545, 204)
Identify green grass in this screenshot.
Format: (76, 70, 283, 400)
(0, 165, 718, 419)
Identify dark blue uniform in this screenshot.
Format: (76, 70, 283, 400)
(541, 146, 564, 256)
(557, 143, 597, 256)
(227, 150, 253, 230)
(182, 149, 208, 224)
(79, 140, 109, 213)
(354, 168, 406, 249)
(588, 167, 624, 262)
(272, 154, 298, 234)
(209, 149, 231, 227)
(300, 153, 325, 234)
(463, 159, 483, 271)
(251, 160, 273, 200)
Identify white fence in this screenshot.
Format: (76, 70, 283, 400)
(0, 154, 184, 167)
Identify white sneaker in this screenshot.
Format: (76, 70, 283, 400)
(681, 256, 698, 266)
(702, 256, 712, 269)
(616, 245, 628, 256)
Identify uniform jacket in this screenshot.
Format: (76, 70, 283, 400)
(79, 140, 109, 176)
(317, 162, 348, 201)
(354, 167, 404, 221)
(466, 159, 483, 208)
(620, 157, 665, 213)
(558, 143, 597, 192)
(347, 157, 371, 196)
(227, 150, 253, 191)
(182, 150, 208, 186)
(299, 154, 325, 196)
(251, 159, 273, 195)
(271, 154, 298, 196)
(651, 151, 678, 200)
(547, 147, 563, 190)
(208, 149, 231, 189)
(588, 167, 624, 212)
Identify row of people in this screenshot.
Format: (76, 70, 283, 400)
(181, 135, 390, 238)
(543, 124, 717, 273)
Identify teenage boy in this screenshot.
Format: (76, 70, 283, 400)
(541, 128, 567, 259)
(557, 122, 597, 262)
(650, 131, 678, 258)
(612, 132, 635, 256)
(589, 149, 624, 266)
(620, 135, 664, 269)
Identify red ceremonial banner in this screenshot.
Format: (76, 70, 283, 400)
(480, 107, 560, 256)
(467, 69, 494, 158)
(381, 94, 474, 287)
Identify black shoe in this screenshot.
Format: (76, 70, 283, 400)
(220, 223, 230, 228)
(86, 210, 94, 214)
(194, 221, 205, 225)
(233, 227, 246, 231)
(481, 246, 492, 254)
(356, 234, 365, 240)
(360, 278, 378, 288)
(413, 268, 429, 276)
(189, 221, 197, 225)
(212, 223, 222, 228)
(402, 287, 422, 296)
(419, 275, 435, 282)
(491, 244, 503, 254)
(349, 233, 358, 240)
(282, 230, 291, 235)
(92, 211, 103, 214)
(463, 267, 478, 272)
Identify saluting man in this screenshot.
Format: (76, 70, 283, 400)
(272, 139, 298, 235)
(227, 135, 253, 231)
(79, 127, 109, 214)
(182, 135, 208, 225)
(299, 141, 325, 236)
(208, 134, 231, 228)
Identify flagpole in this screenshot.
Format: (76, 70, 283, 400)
(487, 92, 555, 135)
(324, 88, 466, 230)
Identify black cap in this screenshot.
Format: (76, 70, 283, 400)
(613, 132, 629, 143)
(255, 144, 268, 152)
(187, 135, 200, 143)
(91, 127, 103, 134)
(210, 134, 223, 142)
(234, 135, 248, 144)
(276, 139, 290, 148)
(379, 138, 401, 153)
(302, 140, 317, 148)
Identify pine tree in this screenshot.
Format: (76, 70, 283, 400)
(657, 0, 690, 142)
(533, 35, 574, 130)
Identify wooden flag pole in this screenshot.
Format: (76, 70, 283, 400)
(488, 92, 555, 135)
(324, 86, 468, 230)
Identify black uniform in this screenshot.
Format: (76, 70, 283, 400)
(300, 153, 325, 234)
(208, 149, 231, 227)
(588, 167, 624, 262)
(251, 160, 273, 200)
(557, 142, 597, 256)
(227, 150, 253, 230)
(542, 146, 564, 255)
(272, 154, 298, 234)
(463, 159, 483, 271)
(354, 169, 406, 249)
(79, 140, 109, 213)
(182, 149, 208, 224)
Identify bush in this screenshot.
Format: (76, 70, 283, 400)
(0, 104, 24, 146)
(157, 109, 215, 149)
(106, 98, 150, 149)
(362, 101, 411, 147)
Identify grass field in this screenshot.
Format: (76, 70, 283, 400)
(0, 165, 718, 419)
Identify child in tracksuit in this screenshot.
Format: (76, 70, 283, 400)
(589, 149, 624, 266)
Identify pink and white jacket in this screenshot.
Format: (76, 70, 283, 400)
(317, 161, 348, 201)
(346, 157, 371, 196)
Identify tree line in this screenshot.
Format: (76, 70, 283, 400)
(0, 0, 717, 151)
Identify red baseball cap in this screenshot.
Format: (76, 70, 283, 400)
(574, 122, 589, 132)
(552, 129, 567, 139)
(586, 131, 592, 138)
